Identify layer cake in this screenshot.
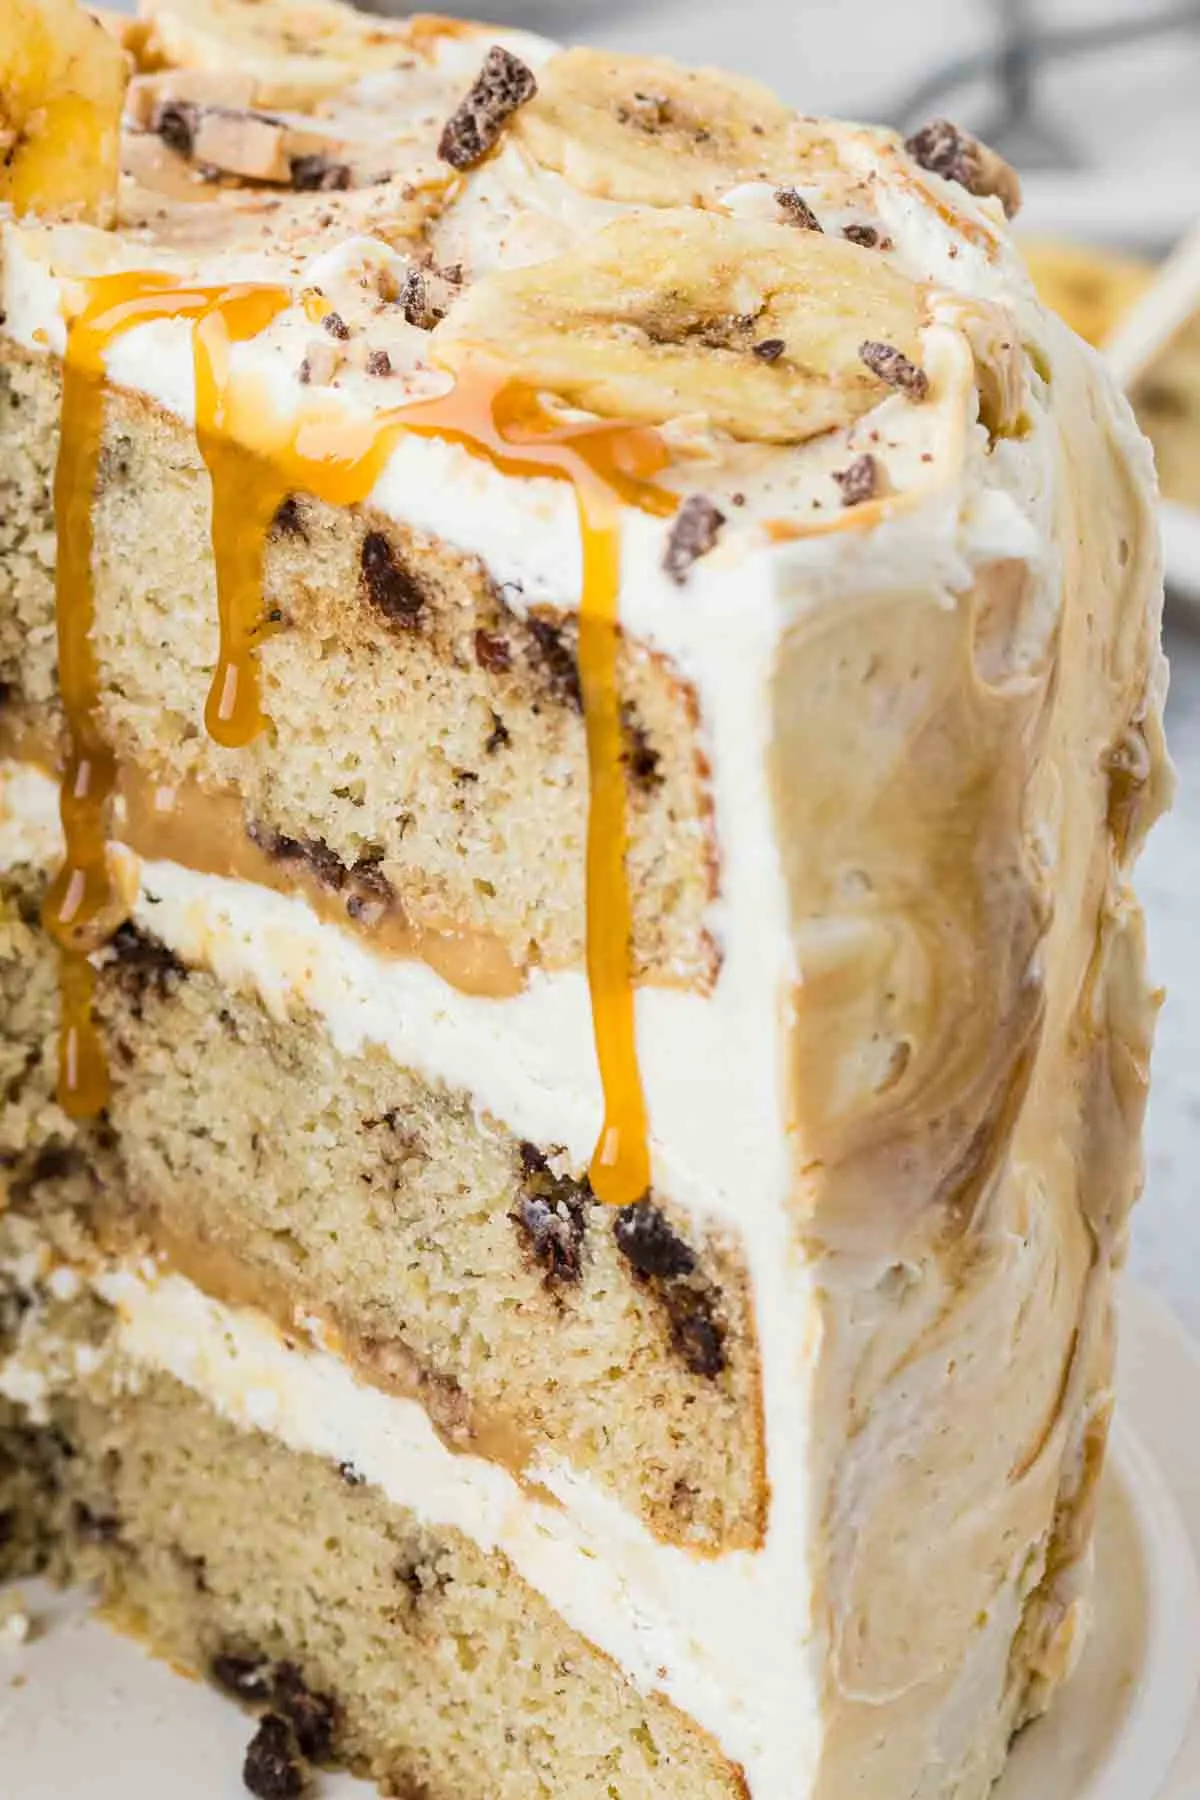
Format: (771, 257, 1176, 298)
(0, 4, 1170, 1798)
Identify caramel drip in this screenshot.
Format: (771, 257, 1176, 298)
(192, 288, 293, 746)
(385, 372, 676, 1203)
(47, 273, 211, 1116)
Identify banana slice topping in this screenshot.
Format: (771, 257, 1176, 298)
(436, 210, 928, 445)
(0, 0, 128, 225)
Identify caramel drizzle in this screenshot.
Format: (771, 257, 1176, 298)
(49, 272, 673, 1207)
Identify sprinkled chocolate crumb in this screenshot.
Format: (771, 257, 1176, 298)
(843, 223, 892, 249)
(322, 311, 350, 341)
(616, 91, 673, 131)
(730, 491, 746, 507)
(833, 453, 879, 507)
(365, 348, 392, 377)
(663, 495, 725, 584)
(243, 1714, 306, 1800)
(298, 340, 338, 387)
(399, 266, 454, 331)
(474, 627, 512, 673)
(614, 1201, 695, 1280)
(753, 337, 786, 363)
(438, 45, 537, 171)
(338, 1461, 365, 1486)
(289, 153, 351, 192)
(775, 187, 823, 231)
(904, 117, 1021, 217)
(212, 1651, 274, 1704)
(859, 339, 929, 400)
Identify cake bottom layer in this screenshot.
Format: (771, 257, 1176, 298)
(0, 1311, 747, 1800)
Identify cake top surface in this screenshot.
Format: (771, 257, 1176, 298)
(0, 0, 1046, 553)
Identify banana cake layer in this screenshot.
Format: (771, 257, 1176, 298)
(0, 4, 1171, 1800)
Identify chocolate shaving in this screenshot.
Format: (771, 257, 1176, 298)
(438, 45, 537, 171)
(775, 187, 823, 231)
(833, 453, 879, 507)
(663, 495, 725, 585)
(859, 339, 929, 400)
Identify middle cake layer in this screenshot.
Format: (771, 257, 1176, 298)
(0, 830, 765, 1553)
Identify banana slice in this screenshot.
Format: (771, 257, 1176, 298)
(0, 0, 127, 225)
(436, 210, 926, 444)
(512, 46, 829, 208)
(136, 0, 422, 109)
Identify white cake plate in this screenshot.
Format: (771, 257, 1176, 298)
(2, 1281, 1198, 1799)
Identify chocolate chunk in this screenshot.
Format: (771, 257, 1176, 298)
(365, 348, 392, 378)
(775, 187, 823, 231)
(667, 1295, 727, 1378)
(399, 269, 441, 331)
(338, 1461, 365, 1486)
(243, 1714, 307, 1800)
(526, 614, 582, 710)
(859, 339, 929, 400)
(904, 118, 1021, 218)
(843, 223, 884, 249)
(289, 154, 351, 192)
(833, 453, 879, 507)
(321, 311, 350, 341)
(212, 1651, 274, 1703)
(438, 45, 537, 171)
(613, 1201, 695, 1280)
(753, 337, 786, 362)
(515, 1143, 591, 1286)
(156, 101, 198, 159)
(474, 628, 512, 673)
(360, 531, 425, 630)
(272, 1663, 338, 1762)
(663, 495, 725, 585)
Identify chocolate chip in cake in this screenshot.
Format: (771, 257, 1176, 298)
(272, 1663, 338, 1762)
(360, 531, 425, 630)
(833, 453, 879, 507)
(156, 100, 199, 158)
(269, 494, 307, 540)
(613, 1201, 695, 1280)
(663, 495, 725, 585)
(438, 45, 537, 171)
(289, 153, 351, 192)
(107, 924, 188, 1016)
(485, 711, 510, 754)
(71, 1500, 122, 1544)
(243, 1714, 307, 1800)
(474, 627, 512, 674)
(621, 707, 662, 791)
(212, 1650, 274, 1704)
(514, 1143, 591, 1286)
(526, 614, 582, 710)
(753, 337, 786, 363)
(775, 187, 823, 231)
(859, 339, 929, 400)
(666, 1293, 727, 1378)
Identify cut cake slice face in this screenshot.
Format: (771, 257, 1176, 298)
(0, 5, 1170, 1800)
